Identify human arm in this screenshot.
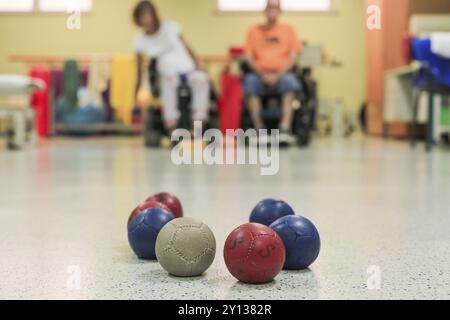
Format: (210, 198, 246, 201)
(264, 50, 299, 86)
(180, 35, 201, 70)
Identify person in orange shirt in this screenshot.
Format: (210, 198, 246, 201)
(244, 0, 303, 145)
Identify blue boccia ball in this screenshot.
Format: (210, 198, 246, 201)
(128, 208, 174, 260)
(270, 215, 320, 270)
(250, 199, 295, 226)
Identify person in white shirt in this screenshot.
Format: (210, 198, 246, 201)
(133, 1, 210, 133)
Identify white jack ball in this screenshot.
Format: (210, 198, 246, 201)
(156, 217, 216, 277)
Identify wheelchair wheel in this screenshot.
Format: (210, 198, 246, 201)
(296, 129, 311, 147)
(144, 107, 163, 148)
(144, 128, 162, 148)
(6, 129, 21, 151)
(293, 103, 314, 147)
(240, 107, 253, 131)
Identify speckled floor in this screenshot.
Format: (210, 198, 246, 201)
(0, 136, 449, 300)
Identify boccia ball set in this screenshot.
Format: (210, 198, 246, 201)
(127, 193, 320, 284)
(127, 192, 216, 277)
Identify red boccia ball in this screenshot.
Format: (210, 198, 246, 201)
(146, 192, 183, 218)
(224, 223, 286, 284)
(128, 200, 171, 226)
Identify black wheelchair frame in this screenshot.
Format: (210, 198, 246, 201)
(143, 60, 218, 148)
(240, 63, 318, 147)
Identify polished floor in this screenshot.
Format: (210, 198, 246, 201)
(0, 136, 449, 300)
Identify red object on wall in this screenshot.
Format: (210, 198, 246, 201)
(218, 72, 243, 134)
(229, 47, 245, 58)
(29, 66, 52, 137)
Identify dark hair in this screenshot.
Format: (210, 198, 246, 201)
(133, 1, 160, 30)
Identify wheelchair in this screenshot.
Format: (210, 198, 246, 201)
(240, 63, 318, 147)
(143, 60, 219, 148)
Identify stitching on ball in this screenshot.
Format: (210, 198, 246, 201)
(167, 226, 214, 264)
(246, 234, 256, 259)
(128, 222, 158, 236)
(246, 233, 275, 259)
